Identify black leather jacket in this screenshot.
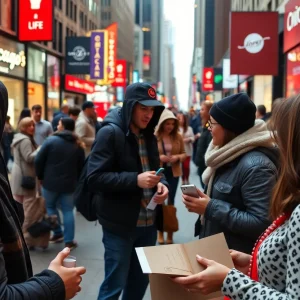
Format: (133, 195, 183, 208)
(196, 147, 278, 254)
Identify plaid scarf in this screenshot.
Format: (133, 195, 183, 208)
(136, 134, 155, 227)
(0, 154, 32, 283)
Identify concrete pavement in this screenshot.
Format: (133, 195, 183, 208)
(30, 164, 200, 299)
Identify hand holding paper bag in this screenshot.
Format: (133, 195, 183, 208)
(136, 233, 234, 300)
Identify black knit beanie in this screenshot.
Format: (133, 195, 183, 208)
(209, 93, 256, 135)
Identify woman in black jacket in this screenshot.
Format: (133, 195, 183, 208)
(35, 118, 85, 250)
(195, 101, 213, 187)
(183, 93, 278, 254)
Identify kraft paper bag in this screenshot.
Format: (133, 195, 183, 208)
(136, 233, 233, 300)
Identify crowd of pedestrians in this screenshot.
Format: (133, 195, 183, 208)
(0, 79, 300, 300)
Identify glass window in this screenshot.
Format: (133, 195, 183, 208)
(59, 22, 63, 52)
(28, 47, 46, 82)
(28, 82, 45, 119)
(66, 0, 69, 16)
(74, 5, 77, 21)
(0, 76, 24, 128)
(47, 55, 60, 121)
(0, 36, 26, 78)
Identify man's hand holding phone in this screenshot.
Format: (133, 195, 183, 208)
(137, 171, 161, 189)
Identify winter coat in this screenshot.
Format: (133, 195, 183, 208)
(11, 133, 38, 197)
(86, 99, 168, 237)
(35, 130, 85, 193)
(155, 109, 186, 177)
(75, 112, 95, 156)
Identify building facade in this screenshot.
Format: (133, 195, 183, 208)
(0, 0, 101, 126)
(100, 0, 135, 68)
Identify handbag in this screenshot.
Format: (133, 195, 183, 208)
(28, 215, 58, 238)
(21, 176, 36, 190)
(18, 146, 36, 190)
(162, 205, 179, 232)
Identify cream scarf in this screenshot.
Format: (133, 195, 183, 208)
(202, 119, 274, 197)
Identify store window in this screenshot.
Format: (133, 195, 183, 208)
(0, 36, 26, 78)
(28, 82, 45, 119)
(47, 55, 60, 121)
(28, 47, 46, 82)
(0, 77, 24, 128)
(286, 45, 300, 98)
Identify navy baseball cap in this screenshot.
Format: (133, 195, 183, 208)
(82, 101, 96, 111)
(125, 83, 164, 107)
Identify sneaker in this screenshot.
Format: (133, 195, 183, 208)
(65, 241, 78, 250)
(49, 234, 64, 244)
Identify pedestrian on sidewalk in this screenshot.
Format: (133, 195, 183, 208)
(172, 94, 300, 300)
(183, 93, 278, 254)
(75, 102, 96, 157)
(155, 109, 186, 244)
(0, 81, 86, 299)
(177, 112, 194, 185)
(194, 101, 213, 187)
(35, 117, 85, 250)
(87, 83, 169, 300)
(10, 117, 50, 249)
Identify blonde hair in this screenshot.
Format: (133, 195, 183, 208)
(18, 117, 34, 134)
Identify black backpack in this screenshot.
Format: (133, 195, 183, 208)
(74, 123, 124, 221)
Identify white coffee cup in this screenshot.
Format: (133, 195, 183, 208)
(63, 256, 76, 268)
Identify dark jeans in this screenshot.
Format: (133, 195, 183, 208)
(98, 226, 157, 300)
(164, 166, 179, 205)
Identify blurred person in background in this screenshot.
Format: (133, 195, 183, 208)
(68, 106, 81, 122)
(1, 116, 14, 168)
(52, 104, 69, 132)
(35, 118, 85, 250)
(195, 101, 213, 187)
(183, 93, 278, 254)
(18, 108, 31, 124)
(75, 102, 96, 157)
(32, 105, 53, 146)
(190, 107, 201, 163)
(178, 112, 195, 185)
(11, 117, 47, 249)
(256, 104, 267, 121)
(155, 109, 186, 244)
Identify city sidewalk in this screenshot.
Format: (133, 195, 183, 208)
(30, 165, 200, 299)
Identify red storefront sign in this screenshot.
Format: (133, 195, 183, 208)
(112, 60, 127, 87)
(286, 45, 300, 97)
(202, 68, 214, 91)
(230, 12, 278, 75)
(94, 102, 111, 120)
(284, 0, 300, 53)
(65, 75, 95, 94)
(18, 0, 53, 41)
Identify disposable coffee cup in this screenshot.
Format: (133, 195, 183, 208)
(63, 256, 76, 268)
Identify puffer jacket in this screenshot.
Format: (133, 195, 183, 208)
(196, 147, 278, 254)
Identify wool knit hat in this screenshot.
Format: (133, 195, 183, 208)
(209, 93, 256, 134)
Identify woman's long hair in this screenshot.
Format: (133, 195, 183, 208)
(18, 117, 37, 148)
(156, 118, 180, 140)
(270, 95, 300, 219)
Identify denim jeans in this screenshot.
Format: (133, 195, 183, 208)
(98, 226, 157, 300)
(42, 188, 75, 243)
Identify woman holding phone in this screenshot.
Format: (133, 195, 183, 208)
(183, 93, 278, 254)
(172, 94, 300, 300)
(155, 109, 186, 244)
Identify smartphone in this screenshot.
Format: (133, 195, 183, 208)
(181, 184, 199, 197)
(155, 168, 165, 176)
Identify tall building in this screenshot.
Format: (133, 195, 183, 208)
(0, 0, 101, 125)
(100, 0, 135, 69)
(135, 0, 164, 85)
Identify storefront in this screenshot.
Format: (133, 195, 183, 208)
(284, 0, 300, 97)
(64, 75, 95, 106)
(0, 36, 26, 127)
